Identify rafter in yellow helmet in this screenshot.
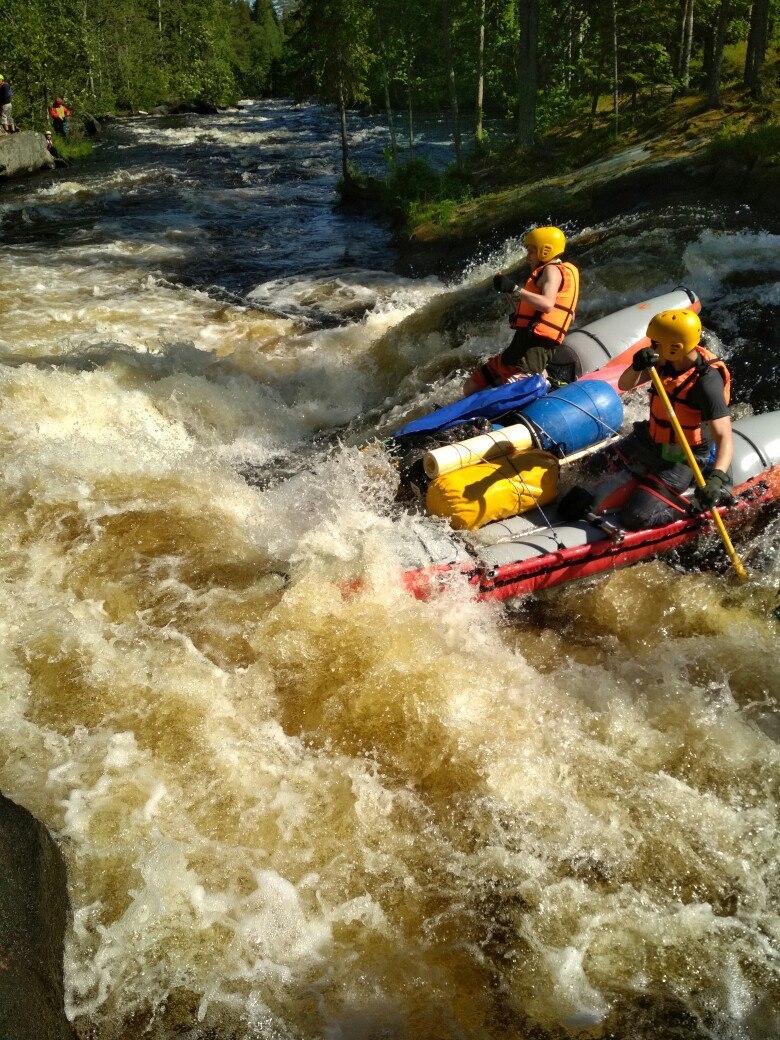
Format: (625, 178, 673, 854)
(523, 226, 566, 262)
(647, 308, 702, 362)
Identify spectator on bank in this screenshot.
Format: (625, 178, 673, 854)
(0, 74, 16, 133)
(49, 98, 72, 135)
(44, 129, 69, 166)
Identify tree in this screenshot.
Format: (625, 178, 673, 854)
(678, 0, 696, 89)
(286, 0, 374, 186)
(744, 0, 771, 97)
(517, 0, 539, 147)
(706, 0, 731, 107)
(441, 0, 464, 170)
(475, 0, 487, 145)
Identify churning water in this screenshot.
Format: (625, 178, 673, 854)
(1, 100, 779, 1039)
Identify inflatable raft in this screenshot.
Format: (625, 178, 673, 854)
(391, 287, 702, 532)
(399, 411, 780, 601)
(385, 287, 779, 599)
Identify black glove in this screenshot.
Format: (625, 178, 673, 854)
(631, 347, 660, 372)
(692, 469, 729, 511)
(493, 273, 517, 294)
(558, 485, 596, 521)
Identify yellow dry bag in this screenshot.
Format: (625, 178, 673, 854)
(426, 449, 559, 530)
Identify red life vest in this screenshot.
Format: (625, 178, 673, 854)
(510, 260, 580, 345)
(648, 347, 731, 447)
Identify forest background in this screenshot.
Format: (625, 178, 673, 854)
(1, 0, 778, 215)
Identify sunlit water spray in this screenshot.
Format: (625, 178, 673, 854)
(0, 102, 778, 1039)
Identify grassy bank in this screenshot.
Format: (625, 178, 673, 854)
(51, 136, 93, 161)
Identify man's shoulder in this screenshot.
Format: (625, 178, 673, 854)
(540, 262, 564, 284)
(693, 363, 729, 412)
(697, 358, 728, 387)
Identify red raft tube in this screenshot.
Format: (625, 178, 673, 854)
(401, 411, 780, 602)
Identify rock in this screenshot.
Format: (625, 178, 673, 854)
(0, 794, 75, 1039)
(150, 105, 171, 116)
(80, 112, 102, 136)
(166, 100, 219, 115)
(0, 131, 55, 179)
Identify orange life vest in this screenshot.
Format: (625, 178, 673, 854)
(648, 347, 731, 447)
(510, 260, 580, 345)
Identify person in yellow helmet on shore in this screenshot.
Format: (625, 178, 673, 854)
(463, 225, 580, 397)
(562, 308, 734, 530)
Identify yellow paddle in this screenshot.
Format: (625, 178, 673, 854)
(647, 365, 748, 581)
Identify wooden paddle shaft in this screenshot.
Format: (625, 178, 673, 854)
(647, 365, 747, 581)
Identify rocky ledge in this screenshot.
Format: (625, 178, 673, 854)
(0, 793, 75, 1039)
(0, 131, 55, 179)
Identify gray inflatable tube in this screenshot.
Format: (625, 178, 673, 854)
(553, 286, 700, 378)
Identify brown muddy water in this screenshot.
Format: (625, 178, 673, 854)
(0, 100, 779, 1039)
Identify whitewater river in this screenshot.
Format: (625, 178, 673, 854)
(1, 99, 779, 1039)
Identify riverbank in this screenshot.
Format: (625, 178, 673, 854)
(395, 88, 780, 276)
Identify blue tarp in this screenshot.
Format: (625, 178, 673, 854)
(393, 375, 548, 438)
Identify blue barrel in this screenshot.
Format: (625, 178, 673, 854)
(519, 380, 623, 457)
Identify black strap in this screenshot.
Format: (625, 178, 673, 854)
(570, 328, 612, 360)
(674, 285, 698, 306)
(638, 473, 690, 515)
(732, 427, 770, 469)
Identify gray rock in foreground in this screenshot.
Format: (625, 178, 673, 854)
(0, 793, 76, 1039)
(0, 131, 55, 178)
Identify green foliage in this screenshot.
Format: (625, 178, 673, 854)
(707, 120, 780, 164)
(1, 0, 282, 127)
(384, 157, 441, 204)
(336, 162, 383, 199)
(281, 0, 374, 105)
(380, 156, 472, 224)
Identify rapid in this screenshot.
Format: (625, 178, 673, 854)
(1, 99, 779, 1040)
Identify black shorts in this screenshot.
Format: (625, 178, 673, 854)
(615, 425, 731, 531)
(500, 328, 554, 375)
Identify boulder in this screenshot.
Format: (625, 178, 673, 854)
(167, 99, 219, 115)
(0, 131, 55, 178)
(0, 794, 75, 1039)
(80, 112, 102, 136)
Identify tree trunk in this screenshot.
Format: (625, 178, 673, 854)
(611, 0, 619, 139)
(680, 0, 695, 89)
(676, 0, 688, 74)
(517, 0, 539, 148)
(407, 81, 414, 154)
(475, 0, 486, 145)
(706, 0, 730, 107)
(442, 0, 463, 170)
(82, 0, 96, 97)
(381, 55, 397, 161)
(744, 0, 770, 97)
(337, 76, 350, 187)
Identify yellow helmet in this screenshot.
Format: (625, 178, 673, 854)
(524, 226, 566, 262)
(647, 309, 702, 362)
